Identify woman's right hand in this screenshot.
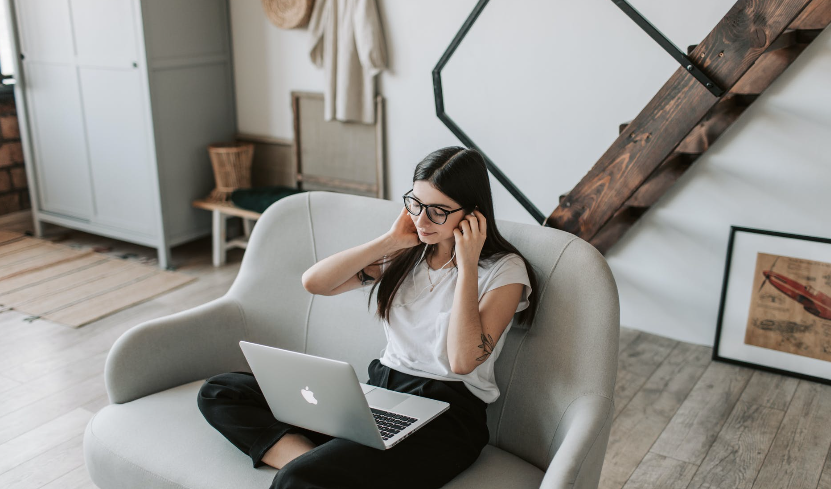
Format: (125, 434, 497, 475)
(384, 206, 420, 251)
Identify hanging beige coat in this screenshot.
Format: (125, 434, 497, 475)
(308, 0, 387, 124)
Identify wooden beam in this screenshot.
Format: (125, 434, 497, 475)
(591, 38, 822, 255)
(545, 0, 816, 240)
(731, 45, 806, 94)
(592, 93, 756, 254)
(625, 153, 698, 209)
(675, 94, 748, 154)
(688, 27, 808, 57)
(590, 206, 648, 255)
(790, 0, 831, 28)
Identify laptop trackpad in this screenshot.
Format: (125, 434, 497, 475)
(365, 388, 408, 411)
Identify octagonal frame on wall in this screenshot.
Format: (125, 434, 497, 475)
(431, 0, 545, 224)
(431, 0, 725, 226)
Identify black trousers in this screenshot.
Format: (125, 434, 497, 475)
(197, 359, 489, 489)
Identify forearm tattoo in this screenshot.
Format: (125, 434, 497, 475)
(357, 269, 375, 286)
(476, 333, 496, 362)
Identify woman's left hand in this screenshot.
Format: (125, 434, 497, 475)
(453, 209, 486, 271)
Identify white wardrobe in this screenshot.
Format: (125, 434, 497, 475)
(12, 0, 236, 269)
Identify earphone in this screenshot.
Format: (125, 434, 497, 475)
(392, 244, 456, 308)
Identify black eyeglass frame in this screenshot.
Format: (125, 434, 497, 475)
(402, 189, 466, 225)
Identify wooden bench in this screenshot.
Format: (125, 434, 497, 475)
(192, 199, 262, 267)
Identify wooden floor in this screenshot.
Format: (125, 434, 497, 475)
(605, 327, 831, 489)
(2, 212, 831, 488)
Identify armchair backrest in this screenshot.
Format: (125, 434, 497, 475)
(226, 191, 619, 470)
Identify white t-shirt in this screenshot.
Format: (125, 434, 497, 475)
(378, 247, 532, 403)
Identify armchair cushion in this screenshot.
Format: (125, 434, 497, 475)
(85, 381, 545, 489)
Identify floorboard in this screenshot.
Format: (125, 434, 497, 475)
(600, 342, 710, 489)
(751, 381, 831, 489)
(649, 361, 754, 465)
(682, 370, 799, 489)
(0, 434, 85, 489)
(686, 400, 784, 489)
(613, 332, 677, 419)
(817, 447, 831, 489)
(621, 452, 697, 489)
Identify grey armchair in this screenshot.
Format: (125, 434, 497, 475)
(84, 190, 619, 489)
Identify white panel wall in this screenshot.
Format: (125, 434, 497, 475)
(229, 0, 831, 345)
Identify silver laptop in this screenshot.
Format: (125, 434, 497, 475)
(239, 341, 449, 450)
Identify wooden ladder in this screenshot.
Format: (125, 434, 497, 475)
(545, 0, 831, 254)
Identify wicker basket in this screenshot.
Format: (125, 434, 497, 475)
(261, 0, 314, 29)
(207, 142, 255, 201)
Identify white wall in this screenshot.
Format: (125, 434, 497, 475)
(229, 0, 831, 345)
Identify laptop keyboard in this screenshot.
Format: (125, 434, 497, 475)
(371, 408, 418, 441)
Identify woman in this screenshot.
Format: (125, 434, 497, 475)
(197, 146, 538, 488)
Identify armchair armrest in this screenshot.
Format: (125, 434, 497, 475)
(105, 297, 249, 404)
(541, 394, 614, 489)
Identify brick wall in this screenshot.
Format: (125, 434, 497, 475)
(0, 92, 29, 216)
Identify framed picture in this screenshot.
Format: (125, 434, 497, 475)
(290, 91, 386, 199)
(714, 226, 831, 385)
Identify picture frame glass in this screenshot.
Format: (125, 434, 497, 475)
(717, 227, 831, 382)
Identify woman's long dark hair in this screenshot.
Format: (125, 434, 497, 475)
(367, 146, 538, 328)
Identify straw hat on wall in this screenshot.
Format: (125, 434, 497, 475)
(261, 0, 315, 29)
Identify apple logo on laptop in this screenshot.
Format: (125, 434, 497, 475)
(301, 386, 318, 405)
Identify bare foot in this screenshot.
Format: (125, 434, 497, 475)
(261, 433, 316, 469)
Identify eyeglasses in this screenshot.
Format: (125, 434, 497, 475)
(402, 189, 466, 225)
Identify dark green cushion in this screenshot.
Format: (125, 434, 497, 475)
(231, 186, 306, 214)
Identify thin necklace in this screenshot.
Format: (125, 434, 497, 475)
(393, 246, 455, 308)
(426, 248, 456, 292)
